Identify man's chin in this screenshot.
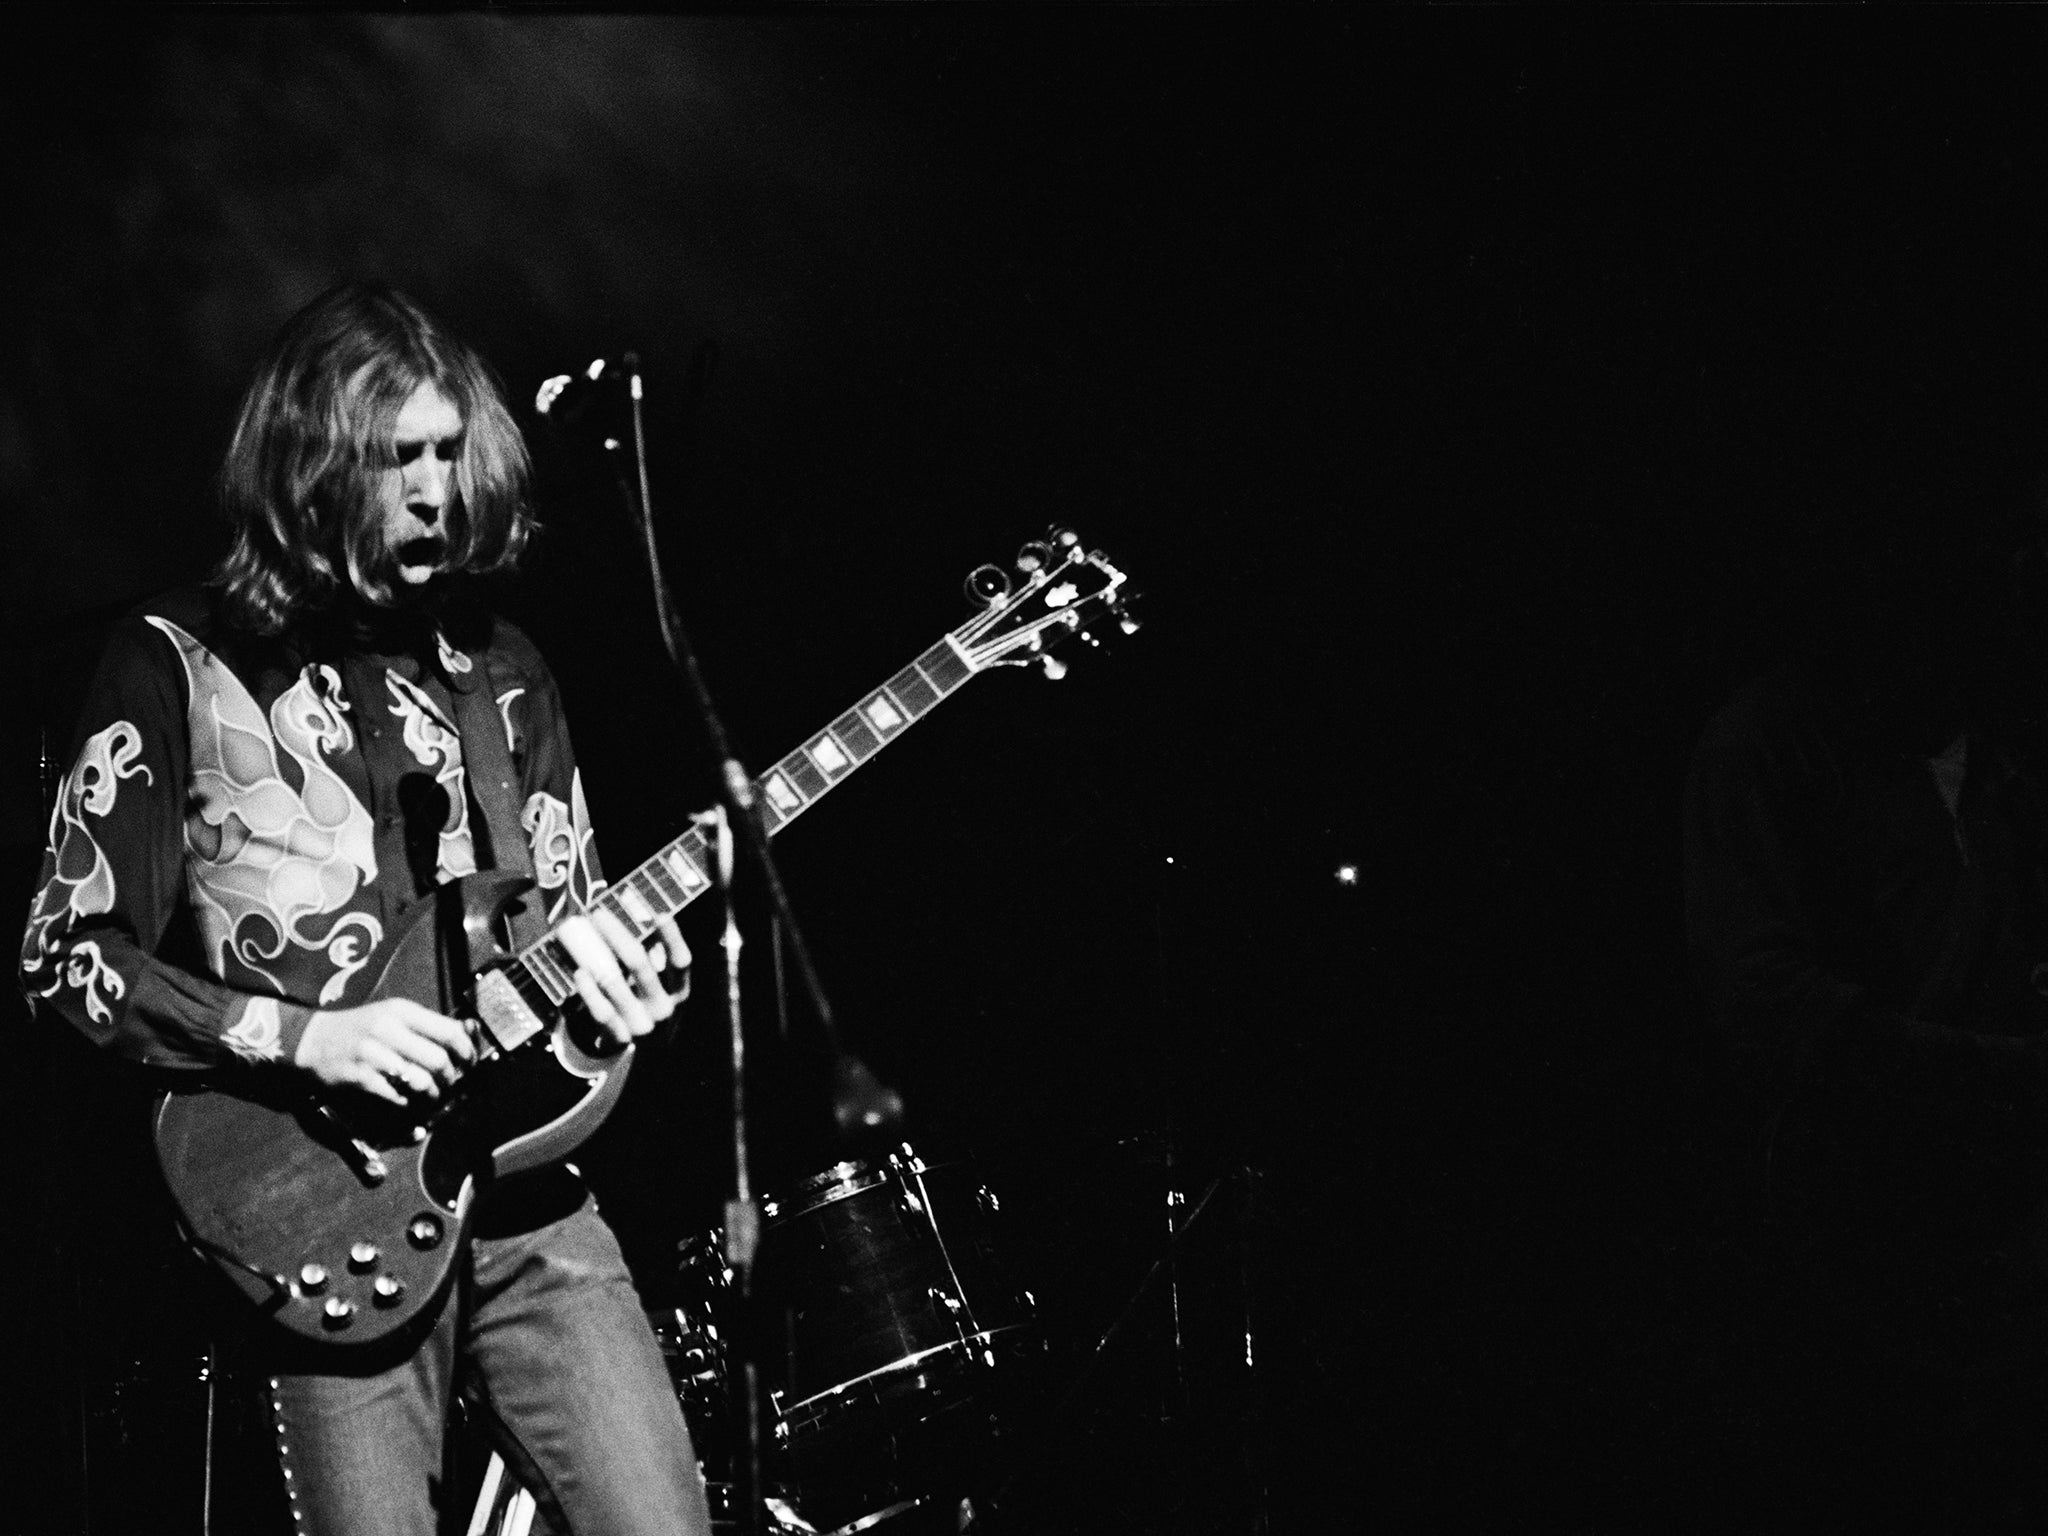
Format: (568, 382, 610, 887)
(368, 563, 447, 610)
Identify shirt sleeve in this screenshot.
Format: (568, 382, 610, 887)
(18, 618, 316, 1070)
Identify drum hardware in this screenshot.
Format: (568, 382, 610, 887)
(817, 1496, 925, 1536)
(464, 1452, 535, 1536)
(980, 1162, 1269, 1530)
(637, 1145, 1037, 1535)
(464, 1449, 818, 1536)
(76, 1334, 295, 1536)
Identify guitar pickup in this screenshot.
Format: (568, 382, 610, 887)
(473, 968, 546, 1052)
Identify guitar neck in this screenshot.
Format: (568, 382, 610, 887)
(510, 631, 980, 1008)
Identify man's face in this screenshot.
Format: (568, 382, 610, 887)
(380, 380, 464, 589)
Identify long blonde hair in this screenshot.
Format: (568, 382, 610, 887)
(212, 282, 534, 634)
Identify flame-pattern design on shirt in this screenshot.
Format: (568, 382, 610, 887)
(435, 628, 474, 676)
(150, 617, 384, 1006)
(222, 995, 284, 1063)
(20, 717, 154, 1021)
(384, 668, 478, 883)
(522, 768, 602, 920)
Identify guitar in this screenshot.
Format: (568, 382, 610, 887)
(155, 528, 1134, 1345)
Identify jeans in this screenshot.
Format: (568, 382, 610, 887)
(260, 1190, 712, 1535)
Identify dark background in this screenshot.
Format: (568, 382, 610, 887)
(7, 7, 2048, 1531)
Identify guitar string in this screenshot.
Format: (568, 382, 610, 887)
(492, 580, 1114, 1012)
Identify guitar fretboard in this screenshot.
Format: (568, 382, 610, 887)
(502, 633, 978, 1019)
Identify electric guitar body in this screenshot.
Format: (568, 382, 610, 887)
(155, 869, 633, 1347)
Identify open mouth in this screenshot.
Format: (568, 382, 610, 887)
(396, 537, 445, 570)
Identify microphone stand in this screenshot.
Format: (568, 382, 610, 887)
(601, 350, 905, 1536)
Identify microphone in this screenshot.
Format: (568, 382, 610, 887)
(534, 355, 639, 423)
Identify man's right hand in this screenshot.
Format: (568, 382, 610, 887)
(294, 998, 477, 1107)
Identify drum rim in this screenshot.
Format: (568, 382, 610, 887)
(764, 1158, 888, 1221)
(774, 1324, 1034, 1423)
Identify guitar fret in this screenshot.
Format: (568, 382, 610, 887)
(525, 940, 574, 1004)
(919, 638, 971, 692)
(782, 751, 830, 802)
(833, 711, 881, 761)
(865, 691, 909, 735)
(806, 731, 854, 778)
(759, 769, 804, 815)
(615, 878, 658, 931)
(510, 964, 551, 1012)
(595, 890, 632, 933)
(663, 840, 710, 894)
(644, 858, 686, 905)
(885, 665, 939, 717)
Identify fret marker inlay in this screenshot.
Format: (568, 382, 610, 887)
(663, 848, 707, 891)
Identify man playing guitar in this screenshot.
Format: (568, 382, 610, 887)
(20, 282, 713, 1535)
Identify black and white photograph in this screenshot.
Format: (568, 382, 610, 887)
(16, 7, 2048, 1533)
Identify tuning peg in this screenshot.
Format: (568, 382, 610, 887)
(1116, 609, 1142, 636)
(1039, 653, 1069, 681)
(1050, 527, 1081, 550)
(1015, 540, 1055, 576)
(963, 563, 1012, 607)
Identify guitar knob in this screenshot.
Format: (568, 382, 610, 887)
(298, 1263, 328, 1293)
(1039, 653, 1068, 681)
(1015, 541, 1055, 576)
(407, 1215, 443, 1250)
(349, 1242, 380, 1272)
(322, 1297, 354, 1327)
(373, 1275, 406, 1306)
(1118, 611, 1141, 636)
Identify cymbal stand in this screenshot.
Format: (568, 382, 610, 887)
(983, 1163, 1269, 1532)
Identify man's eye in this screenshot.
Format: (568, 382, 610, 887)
(395, 443, 425, 466)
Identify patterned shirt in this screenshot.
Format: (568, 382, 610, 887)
(19, 588, 605, 1070)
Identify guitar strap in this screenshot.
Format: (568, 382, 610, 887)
(444, 638, 548, 953)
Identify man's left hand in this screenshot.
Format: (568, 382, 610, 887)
(555, 908, 692, 1049)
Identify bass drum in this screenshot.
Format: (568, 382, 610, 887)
(761, 1144, 1045, 1533)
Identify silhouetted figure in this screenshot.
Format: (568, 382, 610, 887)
(1686, 518, 2048, 1529)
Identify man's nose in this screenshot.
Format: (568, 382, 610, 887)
(408, 456, 451, 522)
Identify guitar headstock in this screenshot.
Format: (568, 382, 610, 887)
(953, 527, 1138, 680)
